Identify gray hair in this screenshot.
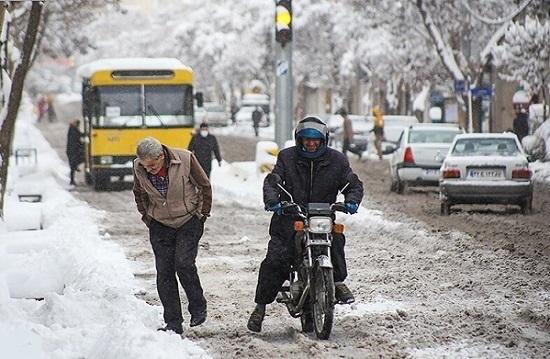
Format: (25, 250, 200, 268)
(136, 137, 164, 160)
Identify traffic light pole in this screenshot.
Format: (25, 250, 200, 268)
(274, 37, 293, 148)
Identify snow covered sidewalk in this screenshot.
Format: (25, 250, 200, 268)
(0, 99, 209, 359)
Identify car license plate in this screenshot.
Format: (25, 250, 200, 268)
(468, 168, 504, 179)
(423, 169, 439, 176)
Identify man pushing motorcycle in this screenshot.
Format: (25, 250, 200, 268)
(247, 116, 364, 333)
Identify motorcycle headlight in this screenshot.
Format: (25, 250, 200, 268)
(100, 156, 113, 165)
(309, 217, 332, 233)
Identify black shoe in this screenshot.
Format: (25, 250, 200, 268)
(247, 308, 265, 333)
(335, 283, 355, 304)
(190, 311, 207, 327)
(158, 324, 183, 334)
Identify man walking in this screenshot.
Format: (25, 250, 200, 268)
(339, 108, 354, 156)
(66, 119, 84, 185)
(133, 137, 212, 334)
(252, 106, 263, 137)
(188, 123, 222, 178)
(371, 106, 385, 160)
(513, 108, 529, 144)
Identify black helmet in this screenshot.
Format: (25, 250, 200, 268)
(294, 116, 329, 159)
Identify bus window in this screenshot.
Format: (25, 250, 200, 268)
(97, 86, 141, 127)
(144, 85, 193, 127)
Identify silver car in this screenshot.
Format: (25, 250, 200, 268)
(390, 124, 464, 193)
(439, 133, 533, 215)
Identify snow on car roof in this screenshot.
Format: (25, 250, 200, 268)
(76, 58, 191, 78)
(409, 123, 462, 131)
(455, 132, 518, 139)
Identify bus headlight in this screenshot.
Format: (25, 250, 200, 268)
(100, 156, 113, 165)
(309, 217, 332, 233)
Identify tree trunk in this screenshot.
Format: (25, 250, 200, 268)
(0, 2, 42, 218)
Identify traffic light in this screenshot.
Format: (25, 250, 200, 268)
(275, 0, 292, 46)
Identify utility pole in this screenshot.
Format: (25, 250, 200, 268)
(274, 0, 293, 148)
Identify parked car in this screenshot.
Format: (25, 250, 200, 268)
(389, 124, 464, 193)
(194, 102, 230, 126)
(235, 106, 270, 127)
(439, 133, 533, 215)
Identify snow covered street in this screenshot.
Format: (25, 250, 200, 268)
(22, 116, 549, 358)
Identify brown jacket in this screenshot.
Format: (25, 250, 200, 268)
(133, 146, 212, 229)
(342, 115, 354, 141)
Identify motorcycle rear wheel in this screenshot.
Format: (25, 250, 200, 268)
(312, 263, 335, 339)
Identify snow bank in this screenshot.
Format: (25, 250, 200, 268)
(0, 97, 210, 359)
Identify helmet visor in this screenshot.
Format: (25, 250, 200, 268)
(295, 121, 327, 139)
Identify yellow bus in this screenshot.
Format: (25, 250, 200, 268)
(78, 58, 201, 190)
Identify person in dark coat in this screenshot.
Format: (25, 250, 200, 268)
(188, 123, 222, 178)
(66, 119, 84, 185)
(513, 109, 529, 143)
(247, 116, 364, 333)
(251, 106, 263, 137)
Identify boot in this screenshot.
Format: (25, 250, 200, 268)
(335, 282, 355, 304)
(247, 307, 265, 332)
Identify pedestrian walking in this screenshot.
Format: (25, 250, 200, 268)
(47, 95, 56, 122)
(513, 108, 529, 143)
(188, 122, 222, 178)
(37, 95, 48, 122)
(252, 106, 263, 137)
(66, 119, 84, 185)
(370, 106, 385, 160)
(339, 108, 353, 154)
(133, 137, 212, 334)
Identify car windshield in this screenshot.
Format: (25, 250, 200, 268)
(409, 129, 462, 144)
(206, 105, 225, 112)
(452, 138, 520, 156)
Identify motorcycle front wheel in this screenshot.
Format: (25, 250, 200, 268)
(311, 263, 335, 339)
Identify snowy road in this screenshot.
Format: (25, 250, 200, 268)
(39, 121, 549, 358)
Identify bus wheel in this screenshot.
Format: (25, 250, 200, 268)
(85, 172, 93, 185)
(93, 174, 109, 191)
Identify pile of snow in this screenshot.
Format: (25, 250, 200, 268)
(523, 116, 550, 161)
(0, 97, 209, 359)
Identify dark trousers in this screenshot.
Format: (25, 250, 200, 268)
(149, 217, 207, 327)
(254, 232, 347, 305)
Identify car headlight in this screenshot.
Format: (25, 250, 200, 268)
(309, 217, 332, 233)
(100, 156, 113, 165)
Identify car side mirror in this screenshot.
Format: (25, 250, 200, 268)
(383, 144, 397, 154)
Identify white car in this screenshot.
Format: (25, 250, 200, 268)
(390, 124, 464, 193)
(439, 133, 533, 215)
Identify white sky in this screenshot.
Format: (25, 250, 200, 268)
(1, 95, 550, 358)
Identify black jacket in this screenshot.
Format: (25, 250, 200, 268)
(513, 113, 529, 141)
(188, 133, 222, 172)
(263, 146, 364, 237)
(66, 125, 83, 168)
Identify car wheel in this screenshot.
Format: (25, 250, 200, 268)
(520, 196, 532, 215)
(396, 178, 406, 195)
(440, 201, 450, 216)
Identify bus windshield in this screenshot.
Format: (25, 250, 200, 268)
(96, 85, 194, 128)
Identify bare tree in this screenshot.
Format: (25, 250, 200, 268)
(0, 1, 43, 217)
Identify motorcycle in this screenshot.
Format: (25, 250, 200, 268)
(267, 173, 351, 340)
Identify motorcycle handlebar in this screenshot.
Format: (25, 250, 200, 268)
(331, 202, 348, 214)
(279, 201, 349, 217)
